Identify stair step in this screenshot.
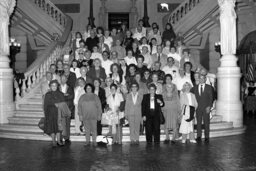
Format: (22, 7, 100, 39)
(7, 116, 233, 130)
(211, 115, 222, 122)
(15, 110, 44, 117)
(19, 104, 43, 109)
(0, 126, 246, 142)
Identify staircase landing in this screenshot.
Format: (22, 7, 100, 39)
(0, 86, 246, 142)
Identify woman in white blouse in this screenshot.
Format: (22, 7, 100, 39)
(179, 82, 198, 144)
(107, 84, 124, 144)
(73, 77, 86, 134)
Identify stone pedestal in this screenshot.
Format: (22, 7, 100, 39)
(0, 0, 16, 124)
(216, 55, 243, 128)
(0, 56, 15, 124)
(129, 0, 138, 29)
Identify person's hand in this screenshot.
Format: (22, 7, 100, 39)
(157, 99, 162, 104)
(143, 116, 146, 121)
(79, 116, 84, 122)
(64, 93, 69, 96)
(55, 103, 58, 107)
(206, 106, 211, 114)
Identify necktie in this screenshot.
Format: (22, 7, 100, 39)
(200, 85, 203, 96)
(158, 53, 160, 62)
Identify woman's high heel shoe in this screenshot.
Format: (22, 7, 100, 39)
(57, 142, 64, 147)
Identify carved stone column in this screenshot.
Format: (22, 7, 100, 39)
(216, 0, 243, 128)
(142, 0, 150, 27)
(0, 0, 16, 124)
(129, 0, 138, 29)
(98, 0, 107, 29)
(88, 0, 95, 27)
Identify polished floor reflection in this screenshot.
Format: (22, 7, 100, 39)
(0, 118, 256, 171)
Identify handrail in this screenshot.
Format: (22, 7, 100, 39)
(168, 0, 202, 26)
(34, 0, 66, 27)
(15, 15, 73, 102)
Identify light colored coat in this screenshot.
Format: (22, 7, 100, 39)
(107, 93, 124, 112)
(124, 92, 143, 119)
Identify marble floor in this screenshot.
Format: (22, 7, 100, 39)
(0, 117, 256, 171)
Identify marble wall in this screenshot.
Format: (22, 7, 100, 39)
(50, 0, 183, 33)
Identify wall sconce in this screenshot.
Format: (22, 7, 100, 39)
(9, 37, 21, 69)
(214, 41, 221, 56)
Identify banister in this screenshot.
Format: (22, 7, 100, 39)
(166, 0, 202, 26)
(33, 0, 66, 27)
(15, 14, 72, 103)
(24, 15, 72, 77)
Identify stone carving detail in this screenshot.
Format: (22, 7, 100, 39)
(218, 0, 237, 55)
(0, 0, 16, 56)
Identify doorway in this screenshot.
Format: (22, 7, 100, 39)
(108, 13, 129, 30)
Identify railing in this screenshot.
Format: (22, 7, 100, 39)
(34, 0, 66, 28)
(14, 13, 73, 102)
(168, 0, 202, 26)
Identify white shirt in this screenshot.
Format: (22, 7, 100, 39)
(143, 53, 153, 69)
(168, 53, 181, 63)
(151, 45, 157, 55)
(131, 92, 138, 105)
(124, 56, 137, 66)
(162, 65, 180, 78)
(104, 36, 113, 49)
(60, 84, 68, 94)
(91, 52, 103, 62)
(198, 83, 206, 96)
(139, 44, 151, 53)
(75, 39, 81, 48)
(186, 93, 193, 106)
(74, 86, 85, 105)
(70, 67, 81, 78)
(101, 59, 113, 76)
(173, 76, 193, 91)
(133, 31, 146, 41)
(150, 96, 155, 109)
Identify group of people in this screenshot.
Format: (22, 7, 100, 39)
(41, 19, 215, 147)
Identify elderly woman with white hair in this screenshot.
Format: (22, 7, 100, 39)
(179, 82, 198, 144)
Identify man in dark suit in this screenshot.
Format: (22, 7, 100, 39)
(85, 30, 99, 52)
(142, 84, 165, 144)
(59, 75, 74, 144)
(191, 74, 214, 143)
(63, 64, 77, 89)
(184, 61, 195, 85)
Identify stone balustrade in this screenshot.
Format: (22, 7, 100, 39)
(34, 0, 66, 27)
(14, 46, 63, 101)
(168, 0, 201, 25)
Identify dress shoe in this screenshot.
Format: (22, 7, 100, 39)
(57, 142, 64, 147)
(196, 137, 202, 142)
(190, 140, 197, 144)
(52, 142, 57, 147)
(84, 142, 90, 146)
(205, 138, 210, 144)
(65, 139, 71, 144)
(164, 139, 170, 144)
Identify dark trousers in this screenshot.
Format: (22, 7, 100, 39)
(97, 120, 102, 135)
(145, 110, 160, 143)
(61, 116, 71, 140)
(196, 108, 210, 139)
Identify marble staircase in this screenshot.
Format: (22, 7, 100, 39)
(0, 86, 245, 142)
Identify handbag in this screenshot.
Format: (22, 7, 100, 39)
(38, 117, 45, 131)
(160, 111, 165, 125)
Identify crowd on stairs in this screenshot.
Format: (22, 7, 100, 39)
(40, 19, 216, 147)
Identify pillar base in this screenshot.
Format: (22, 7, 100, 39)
(0, 67, 15, 124)
(216, 54, 243, 128)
